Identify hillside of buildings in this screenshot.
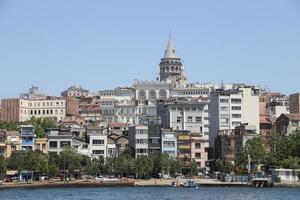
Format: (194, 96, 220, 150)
(1, 37, 300, 183)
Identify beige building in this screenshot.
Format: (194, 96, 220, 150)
(0, 130, 21, 158)
(0, 98, 66, 122)
(35, 138, 48, 154)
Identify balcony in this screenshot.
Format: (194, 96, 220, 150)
(178, 135, 190, 140)
(178, 145, 190, 149)
(178, 154, 191, 159)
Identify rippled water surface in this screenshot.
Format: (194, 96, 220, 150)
(1, 187, 300, 200)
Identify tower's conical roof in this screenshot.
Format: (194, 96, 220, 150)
(164, 34, 178, 58)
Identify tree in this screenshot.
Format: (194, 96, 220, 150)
(280, 156, 300, 169)
(135, 155, 153, 179)
(48, 164, 59, 178)
(0, 155, 7, 180)
(240, 137, 267, 172)
(23, 150, 48, 176)
(170, 158, 181, 177)
(59, 148, 81, 178)
(191, 159, 198, 177)
(151, 153, 170, 178)
(224, 161, 234, 174)
(8, 151, 25, 172)
(215, 158, 224, 172)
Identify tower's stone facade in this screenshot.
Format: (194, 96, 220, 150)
(159, 35, 187, 88)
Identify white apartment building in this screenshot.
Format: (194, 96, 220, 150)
(128, 125, 149, 158)
(86, 126, 108, 159)
(157, 99, 210, 140)
(88, 134, 108, 159)
(209, 86, 259, 148)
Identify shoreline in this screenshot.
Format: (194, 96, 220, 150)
(0, 179, 299, 190)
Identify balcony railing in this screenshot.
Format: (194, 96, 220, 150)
(178, 145, 190, 149)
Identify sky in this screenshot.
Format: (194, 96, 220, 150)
(0, 0, 300, 98)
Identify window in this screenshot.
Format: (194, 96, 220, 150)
(232, 121, 241, 126)
(177, 116, 182, 123)
(220, 99, 228, 103)
(137, 129, 147, 134)
(232, 106, 241, 110)
(60, 141, 71, 148)
(196, 117, 202, 123)
(231, 98, 241, 103)
(49, 141, 57, 148)
(195, 143, 201, 149)
(136, 139, 147, 144)
(220, 106, 228, 111)
(136, 149, 147, 154)
(188, 116, 192, 122)
(163, 141, 175, 147)
(93, 150, 104, 155)
(82, 144, 88, 149)
(220, 114, 229, 118)
(232, 114, 241, 118)
(195, 153, 201, 158)
(93, 140, 104, 145)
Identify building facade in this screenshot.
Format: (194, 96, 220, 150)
(128, 125, 149, 158)
(210, 86, 259, 149)
(161, 129, 177, 158)
(289, 93, 300, 114)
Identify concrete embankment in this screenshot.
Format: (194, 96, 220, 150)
(1, 179, 299, 189)
(0, 181, 134, 190)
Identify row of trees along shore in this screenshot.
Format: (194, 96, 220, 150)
(0, 148, 191, 180)
(215, 130, 300, 174)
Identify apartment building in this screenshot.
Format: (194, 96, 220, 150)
(214, 125, 257, 164)
(47, 128, 73, 154)
(161, 129, 177, 158)
(20, 125, 35, 151)
(0, 130, 20, 158)
(128, 125, 149, 158)
(86, 126, 108, 159)
(289, 93, 300, 114)
(210, 86, 259, 149)
(157, 98, 210, 138)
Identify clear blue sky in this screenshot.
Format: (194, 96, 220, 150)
(0, 0, 300, 98)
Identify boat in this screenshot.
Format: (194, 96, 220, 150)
(172, 179, 199, 188)
(251, 171, 274, 188)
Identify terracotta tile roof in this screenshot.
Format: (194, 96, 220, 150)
(260, 115, 272, 124)
(109, 122, 127, 128)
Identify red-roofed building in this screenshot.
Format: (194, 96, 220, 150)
(260, 115, 272, 136)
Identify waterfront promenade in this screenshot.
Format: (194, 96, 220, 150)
(1, 178, 299, 189)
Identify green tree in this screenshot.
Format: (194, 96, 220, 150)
(48, 164, 59, 178)
(151, 153, 170, 178)
(240, 137, 267, 172)
(224, 161, 234, 174)
(191, 159, 198, 177)
(59, 148, 81, 178)
(23, 150, 48, 175)
(280, 156, 300, 169)
(8, 151, 25, 172)
(135, 155, 153, 179)
(215, 158, 224, 172)
(0, 155, 7, 180)
(169, 158, 181, 177)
